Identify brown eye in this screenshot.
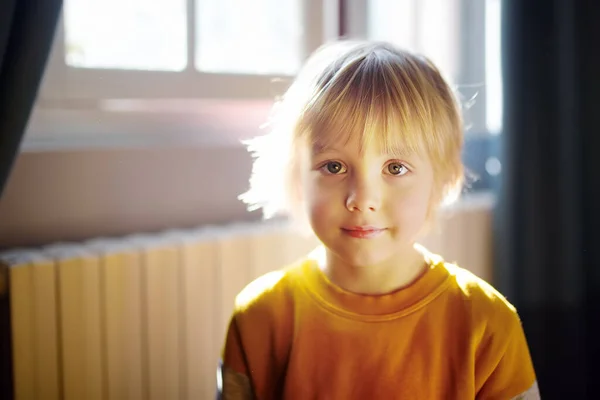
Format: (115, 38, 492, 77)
(325, 161, 345, 174)
(387, 162, 408, 176)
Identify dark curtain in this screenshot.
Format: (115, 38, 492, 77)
(0, 1, 62, 397)
(0, 0, 62, 197)
(495, 1, 600, 398)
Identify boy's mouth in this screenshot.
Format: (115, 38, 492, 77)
(341, 226, 387, 239)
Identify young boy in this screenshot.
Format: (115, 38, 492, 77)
(218, 41, 539, 399)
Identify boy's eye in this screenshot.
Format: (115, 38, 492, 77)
(387, 162, 409, 176)
(323, 161, 346, 174)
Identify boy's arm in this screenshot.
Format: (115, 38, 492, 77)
(216, 317, 254, 400)
(476, 314, 540, 399)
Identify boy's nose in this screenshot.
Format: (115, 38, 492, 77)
(345, 179, 381, 212)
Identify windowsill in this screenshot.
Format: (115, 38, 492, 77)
(22, 98, 275, 152)
(22, 96, 497, 152)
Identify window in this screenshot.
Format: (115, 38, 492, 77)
(64, 0, 188, 71)
(195, 0, 303, 75)
(64, 0, 303, 75)
(485, 0, 502, 135)
(367, 0, 461, 83)
(344, 0, 487, 133)
(39, 0, 335, 101)
(27, 0, 337, 150)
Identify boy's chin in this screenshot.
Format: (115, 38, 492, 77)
(328, 243, 402, 269)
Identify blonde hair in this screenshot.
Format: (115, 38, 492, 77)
(240, 40, 464, 224)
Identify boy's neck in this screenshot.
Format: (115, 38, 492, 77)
(318, 244, 428, 295)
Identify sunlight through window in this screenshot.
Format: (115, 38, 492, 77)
(367, 0, 460, 82)
(195, 0, 303, 75)
(64, 0, 187, 71)
(485, 0, 502, 134)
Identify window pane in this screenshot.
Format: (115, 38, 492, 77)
(368, 0, 416, 50)
(367, 0, 461, 81)
(485, 0, 502, 133)
(64, 0, 187, 71)
(195, 0, 303, 75)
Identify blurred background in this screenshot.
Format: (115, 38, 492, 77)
(0, 0, 598, 399)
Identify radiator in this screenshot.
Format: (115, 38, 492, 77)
(0, 198, 492, 400)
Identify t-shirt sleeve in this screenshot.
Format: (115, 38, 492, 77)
(217, 316, 254, 400)
(476, 313, 540, 399)
(216, 268, 300, 399)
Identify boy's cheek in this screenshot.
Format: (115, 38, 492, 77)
(307, 194, 337, 219)
(386, 184, 430, 211)
(306, 192, 344, 230)
(305, 179, 339, 204)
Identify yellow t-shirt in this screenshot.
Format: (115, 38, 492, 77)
(220, 247, 538, 399)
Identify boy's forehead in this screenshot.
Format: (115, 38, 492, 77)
(310, 135, 414, 158)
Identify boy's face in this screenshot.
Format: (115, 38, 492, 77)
(302, 135, 435, 268)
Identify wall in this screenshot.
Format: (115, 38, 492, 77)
(0, 146, 261, 250)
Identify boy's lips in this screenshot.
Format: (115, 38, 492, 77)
(341, 226, 387, 239)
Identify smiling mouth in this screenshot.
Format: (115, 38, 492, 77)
(341, 227, 387, 239)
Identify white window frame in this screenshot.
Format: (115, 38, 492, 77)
(24, 1, 339, 151)
(38, 0, 337, 102)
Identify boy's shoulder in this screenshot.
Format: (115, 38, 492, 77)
(420, 245, 517, 316)
(232, 259, 305, 317)
(441, 260, 522, 330)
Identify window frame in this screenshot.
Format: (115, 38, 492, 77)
(26, 0, 339, 151)
(37, 0, 338, 102)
